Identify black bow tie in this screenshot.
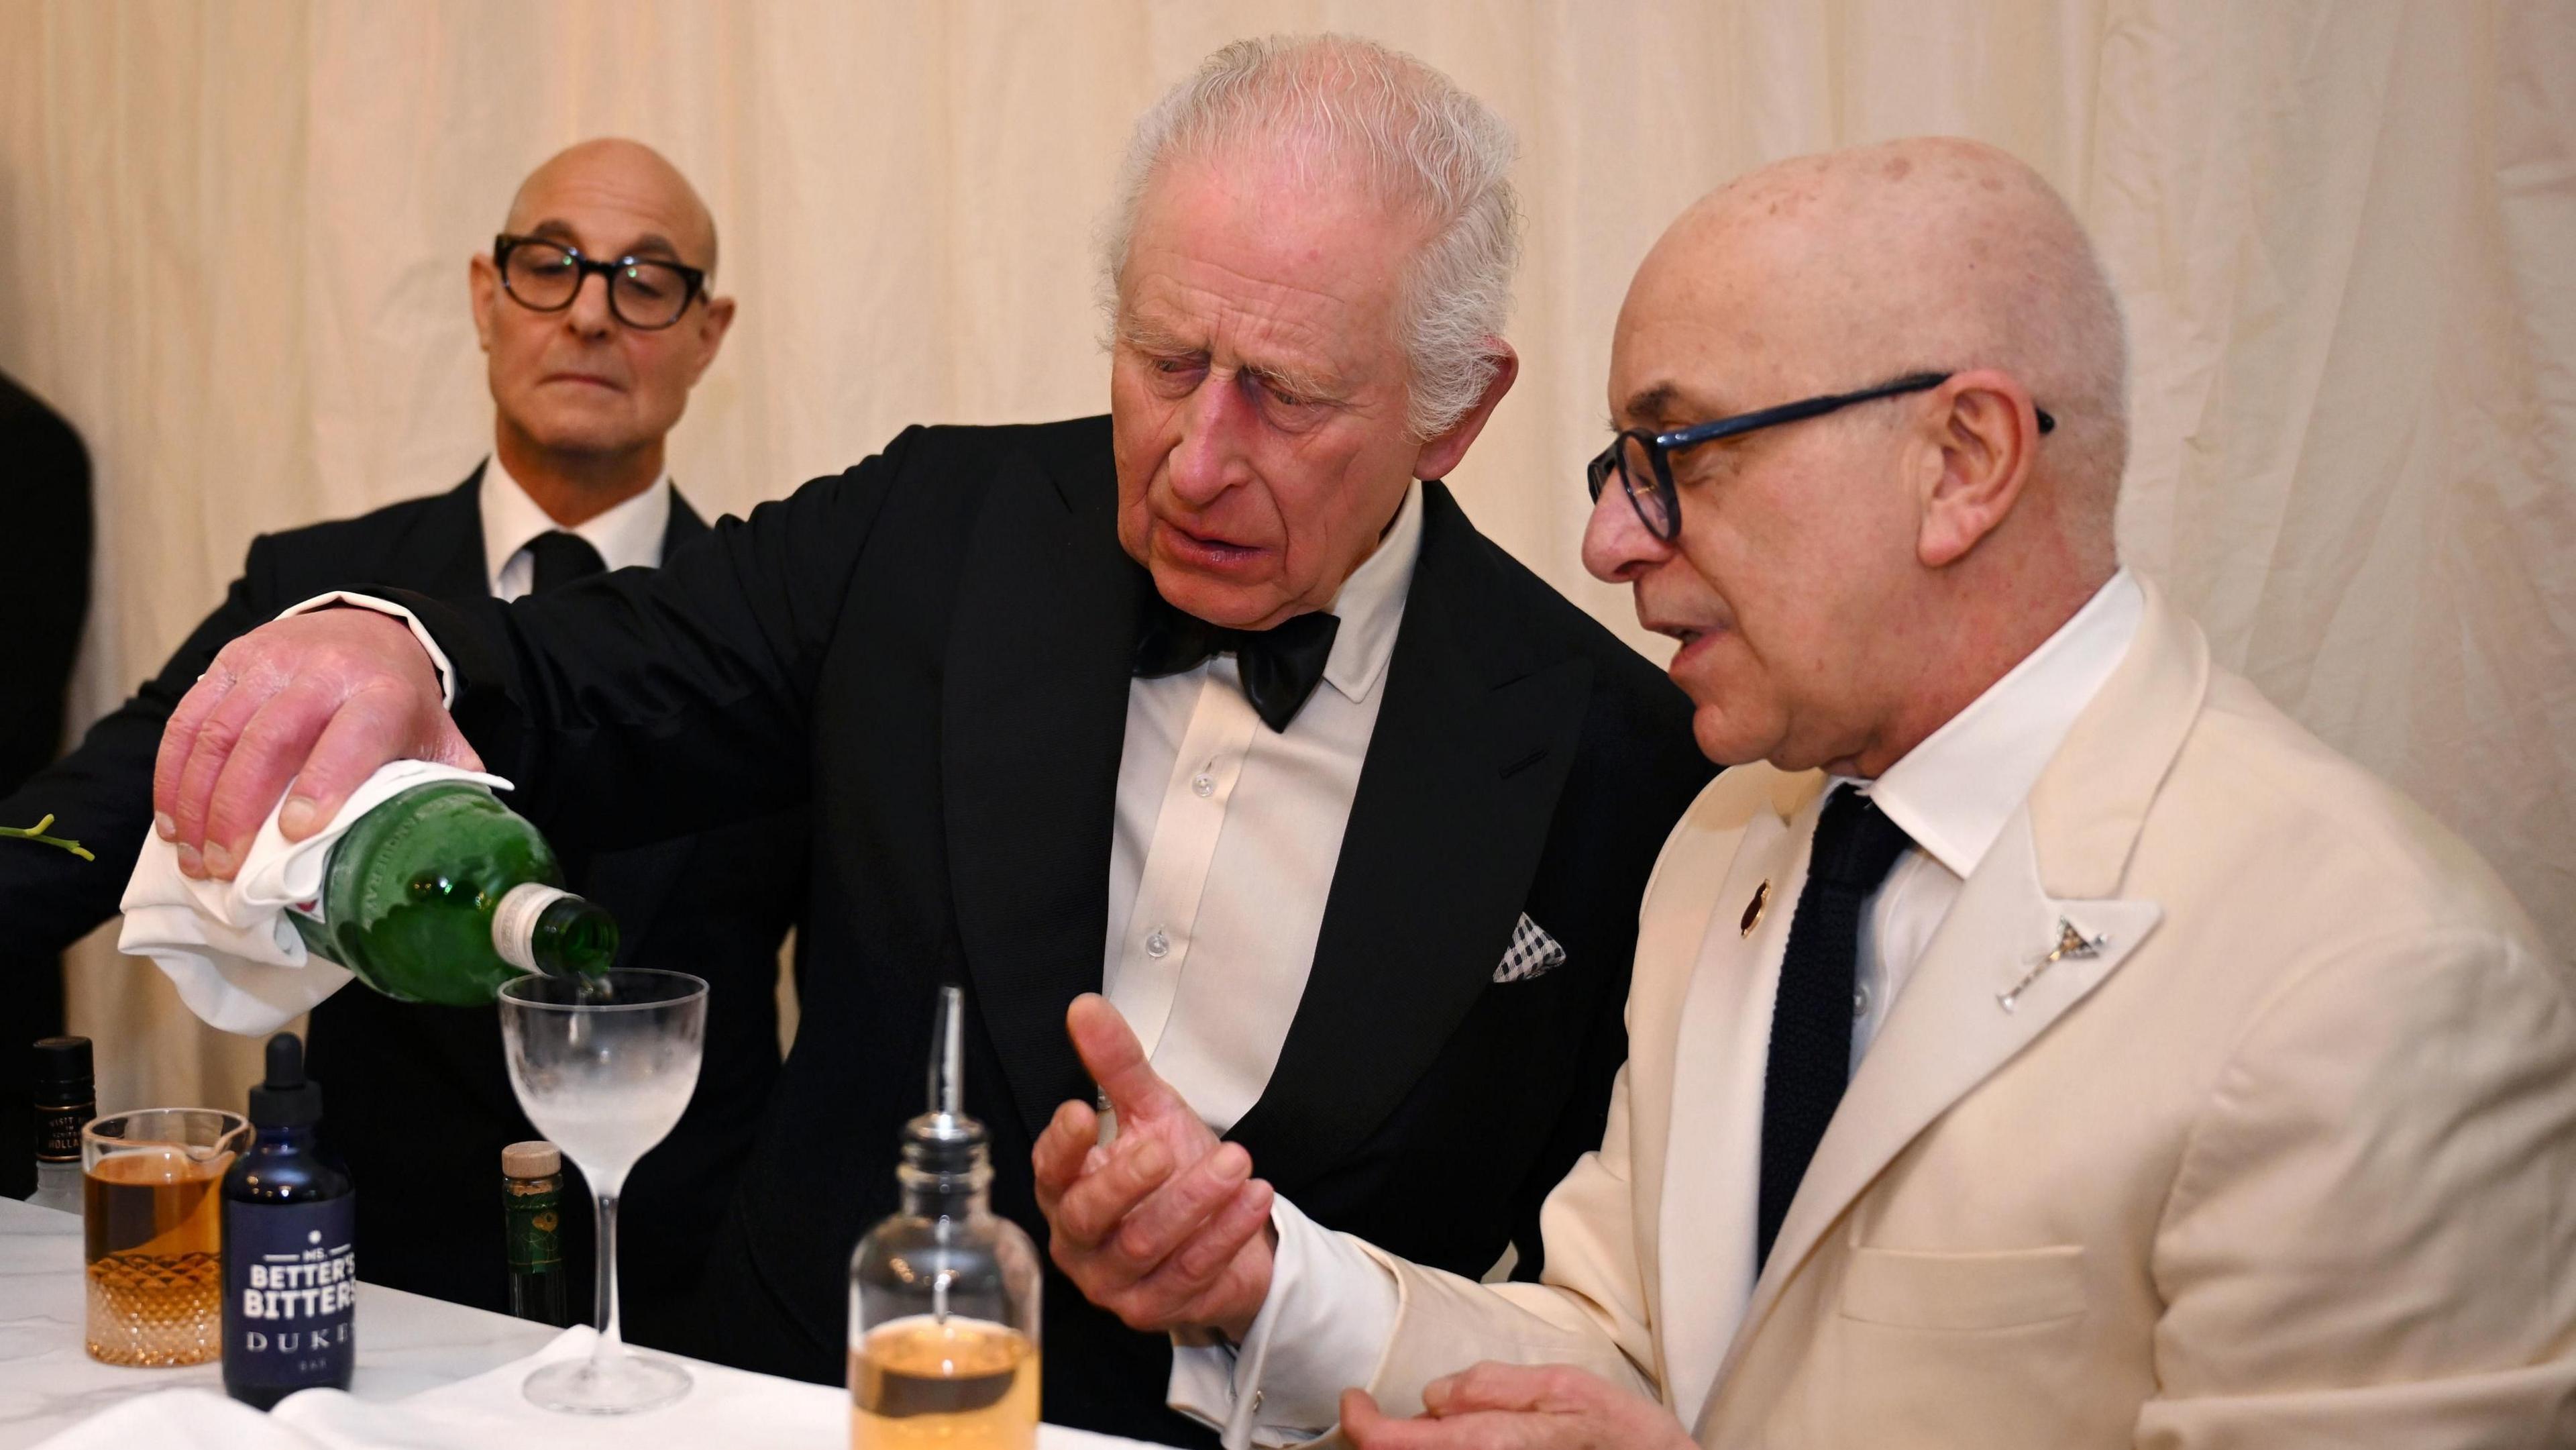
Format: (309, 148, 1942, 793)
(1133, 595, 1341, 733)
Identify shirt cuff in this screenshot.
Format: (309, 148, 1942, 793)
(1167, 1193, 1398, 1448)
(278, 591, 458, 708)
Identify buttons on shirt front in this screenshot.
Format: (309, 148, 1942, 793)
(1192, 773, 1215, 798)
(1145, 929, 1171, 960)
(1852, 986, 1871, 1019)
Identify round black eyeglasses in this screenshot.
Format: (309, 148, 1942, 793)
(1585, 372, 2055, 541)
(493, 234, 708, 331)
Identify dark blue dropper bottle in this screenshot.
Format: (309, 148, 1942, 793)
(222, 1032, 357, 1408)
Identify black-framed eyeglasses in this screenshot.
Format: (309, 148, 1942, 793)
(1585, 371, 2056, 541)
(492, 234, 708, 331)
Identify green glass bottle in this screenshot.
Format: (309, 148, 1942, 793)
(284, 782, 616, 1005)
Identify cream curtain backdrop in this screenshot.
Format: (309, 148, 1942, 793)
(2, 0, 2569, 1112)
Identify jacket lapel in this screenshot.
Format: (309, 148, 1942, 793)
(1654, 770, 1824, 1424)
(417, 465, 493, 601)
(942, 446, 1149, 1140)
(1226, 483, 1593, 1189)
(661, 486, 710, 552)
(1705, 580, 2210, 1410)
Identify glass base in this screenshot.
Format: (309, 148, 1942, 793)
(522, 1350, 691, 1414)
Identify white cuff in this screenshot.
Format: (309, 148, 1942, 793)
(279, 591, 458, 708)
(1167, 1194, 1398, 1449)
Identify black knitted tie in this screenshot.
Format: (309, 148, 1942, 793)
(526, 530, 607, 595)
(1757, 784, 1914, 1270)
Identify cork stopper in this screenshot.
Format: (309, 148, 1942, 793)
(502, 1140, 561, 1179)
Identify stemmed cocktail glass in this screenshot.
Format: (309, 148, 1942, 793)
(498, 968, 706, 1414)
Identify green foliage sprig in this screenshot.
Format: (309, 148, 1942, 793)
(2, 813, 93, 861)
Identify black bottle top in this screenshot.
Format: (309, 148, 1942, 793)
(32, 1036, 91, 1100)
(225, 1032, 350, 1204)
(247, 1032, 323, 1129)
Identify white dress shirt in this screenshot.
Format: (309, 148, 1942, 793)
(477, 454, 672, 601)
(1199, 569, 2148, 1447)
(1107, 480, 1424, 1137)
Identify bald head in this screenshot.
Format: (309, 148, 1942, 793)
(1632, 138, 2125, 546)
(1589, 139, 2132, 775)
(505, 138, 718, 277)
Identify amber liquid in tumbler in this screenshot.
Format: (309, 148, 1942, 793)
(85, 1147, 231, 1365)
(851, 1316, 1039, 1450)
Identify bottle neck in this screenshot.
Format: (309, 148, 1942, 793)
(897, 1160, 994, 1221)
(253, 1123, 325, 1153)
(492, 884, 619, 978)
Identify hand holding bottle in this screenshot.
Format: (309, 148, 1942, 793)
(153, 606, 473, 880)
(1030, 994, 1277, 1342)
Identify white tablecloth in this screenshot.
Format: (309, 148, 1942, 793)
(0, 1196, 1159, 1449)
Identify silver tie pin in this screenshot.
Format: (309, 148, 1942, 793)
(1997, 918, 2105, 1013)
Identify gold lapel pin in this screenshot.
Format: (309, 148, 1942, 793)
(1740, 880, 1771, 937)
(1997, 917, 2106, 1013)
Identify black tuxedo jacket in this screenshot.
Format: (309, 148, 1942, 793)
(0, 469, 805, 1344)
(398, 416, 1715, 1444)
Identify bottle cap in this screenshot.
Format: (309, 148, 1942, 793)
(32, 1037, 92, 1094)
(502, 1141, 561, 1179)
(246, 1032, 323, 1129)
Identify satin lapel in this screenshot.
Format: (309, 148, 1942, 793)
(941, 448, 1147, 1141)
(1225, 488, 1592, 1188)
(1652, 768, 1822, 1426)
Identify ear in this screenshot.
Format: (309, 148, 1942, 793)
(1915, 368, 2043, 568)
(682, 293, 737, 386)
(1410, 340, 1519, 482)
(468, 254, 499, 355)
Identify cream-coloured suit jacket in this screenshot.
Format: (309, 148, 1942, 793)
(1353, 582, 2576, 1447)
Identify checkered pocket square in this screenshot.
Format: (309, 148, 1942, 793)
(1493, 913, 1568, 984)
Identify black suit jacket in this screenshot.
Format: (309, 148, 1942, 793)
(0, 469, 805, 1344)
(398, 417, 1714, 1444)
(0, 372, 93, 1194)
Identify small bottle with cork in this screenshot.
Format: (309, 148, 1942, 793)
(501, 1140, 570, 1327)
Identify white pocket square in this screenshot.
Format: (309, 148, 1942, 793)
(1493, 913, 1567, 984)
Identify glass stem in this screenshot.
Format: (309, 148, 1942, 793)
(590, 1190, 624, 1368)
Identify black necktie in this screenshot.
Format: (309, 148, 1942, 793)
(526, 530, 607, 595)
(1757, 784, 1914, 1270)
(1132, 594, 1340, 733)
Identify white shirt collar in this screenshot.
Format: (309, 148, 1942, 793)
(1856, 568, 2145, 878)
(1318, 480, 1424, 705)
(477, 454, 674, 594)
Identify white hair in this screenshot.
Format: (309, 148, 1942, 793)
(1099, 34, 1521, 439)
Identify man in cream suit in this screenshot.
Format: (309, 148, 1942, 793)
(1027, 137, 2576, 1447)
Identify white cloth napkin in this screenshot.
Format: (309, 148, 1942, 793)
(116, 760, 515, 1036)
(34, 1327, 1155, 1449)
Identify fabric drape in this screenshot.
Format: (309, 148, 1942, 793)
(1, 0, 2568, 1111)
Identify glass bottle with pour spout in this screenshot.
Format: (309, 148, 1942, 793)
(849, 985, 1042, 1450)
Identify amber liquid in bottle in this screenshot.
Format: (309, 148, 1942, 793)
(851, 1315, 1039, 1450)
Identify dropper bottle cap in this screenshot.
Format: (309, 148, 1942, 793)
(247, 1032, 323, 1129)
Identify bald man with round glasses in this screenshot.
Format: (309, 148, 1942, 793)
(0, 139, 800, 1348)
